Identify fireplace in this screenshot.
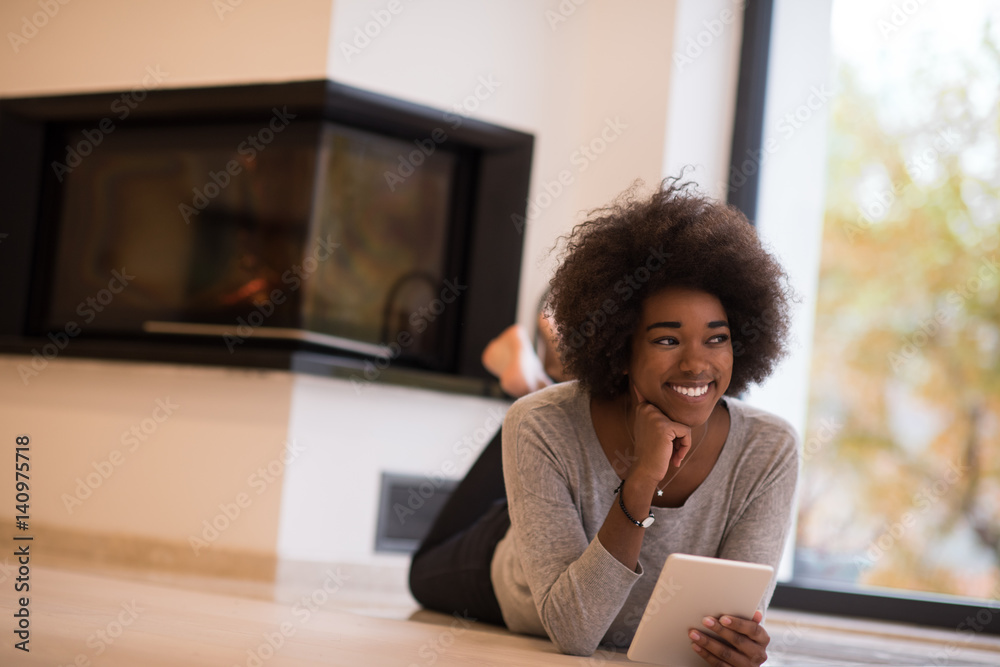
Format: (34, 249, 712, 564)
(0, 80, 533, 390)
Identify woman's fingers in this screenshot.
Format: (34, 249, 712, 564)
(716, 615, 769, 646)
(632, 380, 647, 407)
(689, 615, 769, 667)
(689, 630, 744, 667)
(671, 429, 692, 467)
(630, 382, 694, 471)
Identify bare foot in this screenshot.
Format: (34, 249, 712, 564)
(482, 324, 553, 398)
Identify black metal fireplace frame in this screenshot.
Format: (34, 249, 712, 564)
(0, 80, 534, 396)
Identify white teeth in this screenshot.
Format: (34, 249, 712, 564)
(671, 384, 710, 397)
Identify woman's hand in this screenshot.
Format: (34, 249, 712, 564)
(628, 382, 693, 484)
(689, 611, 770, 667)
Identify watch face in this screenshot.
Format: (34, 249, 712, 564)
(641, 516, 655, 528)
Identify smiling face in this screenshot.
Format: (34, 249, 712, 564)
(627, 286, 734, 427)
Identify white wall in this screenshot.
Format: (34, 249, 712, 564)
(0, 0, 514, 566)
(0, 0, 789, 571)
(0, 356, 294, 555)
(0, 0, 332, 95)
(280, 0, 681, 565)
(743, 0, 833, 442)
(0, 0, 697, 567)
(279, 375, 507, 563)
(327, 0, 678, 329)
(662, 0, 745, 200)
(0, 0, 339, 560)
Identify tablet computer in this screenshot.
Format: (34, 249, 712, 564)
(627, 553, 774, 666)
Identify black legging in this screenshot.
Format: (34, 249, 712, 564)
(408, 428, 510, 626)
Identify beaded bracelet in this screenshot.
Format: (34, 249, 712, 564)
(613, 479, 655, 528)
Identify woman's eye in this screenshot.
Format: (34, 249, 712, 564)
(653, 334, 730, 346)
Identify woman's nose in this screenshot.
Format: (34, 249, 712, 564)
(678, 344, 710, 375)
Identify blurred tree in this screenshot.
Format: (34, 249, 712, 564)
(796, 18, 1000, 599)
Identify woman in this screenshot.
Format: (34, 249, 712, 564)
(410, 178, 797, 665)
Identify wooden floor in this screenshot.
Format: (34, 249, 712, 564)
(3, 558, 1000, 666)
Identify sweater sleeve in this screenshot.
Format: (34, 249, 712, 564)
(501, 405, 642, 656)
(716, 420, 799, 617)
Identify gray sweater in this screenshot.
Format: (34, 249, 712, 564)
(490, 381, 798, 656)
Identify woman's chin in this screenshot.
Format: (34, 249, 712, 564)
(659, 397, 721, 429)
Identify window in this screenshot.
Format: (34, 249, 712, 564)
(736, 0, 1000, 631)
